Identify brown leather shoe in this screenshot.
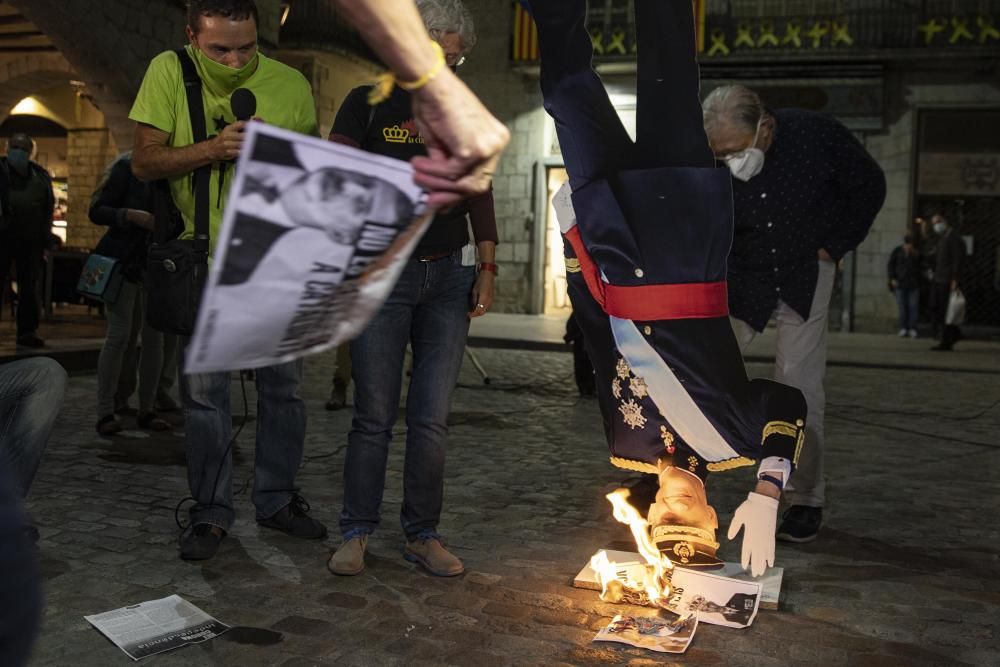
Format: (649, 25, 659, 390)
(327, 536, 367, 576)
(403, 536, 464, 577)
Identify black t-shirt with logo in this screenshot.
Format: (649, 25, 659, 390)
(331, 85, 470, 257)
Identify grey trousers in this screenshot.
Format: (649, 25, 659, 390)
(96, 280, 170, 417)
(732, 260, 836, 508)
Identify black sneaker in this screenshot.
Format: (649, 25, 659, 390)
(16, 334, 45, 348)
(179, 524, 226, 561)
(257, 495, 328, 539)
(776, 505, 823, 543)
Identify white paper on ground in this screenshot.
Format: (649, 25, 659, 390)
(84, 595, 230, 661)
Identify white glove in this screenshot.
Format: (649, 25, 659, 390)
(727, 492, 779, 577)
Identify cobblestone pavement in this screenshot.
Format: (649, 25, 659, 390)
(26, 348, 1000, 666)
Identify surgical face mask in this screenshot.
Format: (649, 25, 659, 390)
(191, 44, 259, 96)
(723, 118, 766, 182)
(6, 148, 30, 176)
(933, 222, 947, 234)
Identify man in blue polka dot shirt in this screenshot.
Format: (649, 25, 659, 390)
(703, 86, 886, 543)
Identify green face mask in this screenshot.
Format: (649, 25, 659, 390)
(190, 44, 259, 97)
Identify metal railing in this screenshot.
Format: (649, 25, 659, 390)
(515, 0, 1000, 62)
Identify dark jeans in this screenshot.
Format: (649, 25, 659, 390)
(894, 287, 918, 331)
(0, 238, 43, 338)
(0, 357, 66, 499)
(0, 468, 39, 667)
(930, 282, 960, 348)
(178, 350, 306, 531)
(340, 252, 474, 540)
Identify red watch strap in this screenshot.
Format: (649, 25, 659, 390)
(478, 262, 498, 274)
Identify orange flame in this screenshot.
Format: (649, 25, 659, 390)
(591, 489, 673, 605)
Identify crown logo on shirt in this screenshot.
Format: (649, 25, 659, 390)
(383, 125, 410, 143)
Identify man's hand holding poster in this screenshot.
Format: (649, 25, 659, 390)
(186, 122, 432, 374)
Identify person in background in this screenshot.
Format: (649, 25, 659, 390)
(89, 153, 177, 435)
(0, 133, 54, 349)
(887, 233, 920, 338)
(702, 85, 886, 544)
(327, 0, 497, 578)
(928, 213, 965, 351)
(324, 345, 352, 411)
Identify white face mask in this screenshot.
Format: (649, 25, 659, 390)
(724, 117, 765, 182)
(933, 222, 947, 234)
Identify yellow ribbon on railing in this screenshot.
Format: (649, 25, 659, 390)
(978, 16, 1000, 42)
(918, 17, 946, 45)
(734, 22, 755, 48)
(757, 20, 779, 47)
(782, 21, 803, 48)
(807, 20, 830, 48)
(606, 27, 627, 55)
(708, 28, 730, 56)
(831, 20, 853, 46)
(949, 17, 974, 43)
(591, 29, 605, 55)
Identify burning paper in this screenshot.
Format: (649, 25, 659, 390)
(589, 489, 674, 606)
(664, 568, 761, 629)
(593, 612, 697, 654)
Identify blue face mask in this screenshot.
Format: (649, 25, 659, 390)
(7, 148, 30, 175)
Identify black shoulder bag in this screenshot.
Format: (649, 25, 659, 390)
(145, 48, 212, 336)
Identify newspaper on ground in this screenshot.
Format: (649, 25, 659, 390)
(665, 567, 762, 629)
(185, 122, 433, 374)
(593, 612, 698, 653)
(84, 595, 231, 661)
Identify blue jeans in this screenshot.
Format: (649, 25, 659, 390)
(894, 288, 918, 331)
(178, 352, 306, 531)
(0, 467, 39, 667)
(340, 252, 474, 540)
(0, 357, 66, 499)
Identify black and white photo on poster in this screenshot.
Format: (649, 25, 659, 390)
(665, 567, 762, 629)
(186, 122, 432, 373)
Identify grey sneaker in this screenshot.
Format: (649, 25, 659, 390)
(403, 535, 464, 577)
(328, 536, 368, 576)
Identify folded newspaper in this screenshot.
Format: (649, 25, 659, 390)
(186, 122, 433, 373)
(593, 612, 698, 653)
(85, 595, 231, 661)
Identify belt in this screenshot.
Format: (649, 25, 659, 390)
(415, 251, 451, 262)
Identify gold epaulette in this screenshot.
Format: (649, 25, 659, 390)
(706, 456, 755, 472)
(609, 456, 659, 474)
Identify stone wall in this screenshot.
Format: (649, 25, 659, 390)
(64, 129, 119, 250)
(852, 72, 1000, 332)
(463, 0, 547, 313)
(274, 49, 381, 137)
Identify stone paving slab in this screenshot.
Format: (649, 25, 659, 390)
(24, 348, 1000, 666)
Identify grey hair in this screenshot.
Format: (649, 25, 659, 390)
(416, 0, 477, 53)
(702, 85, 765, 135)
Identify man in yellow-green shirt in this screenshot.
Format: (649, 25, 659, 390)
(130, 0, 325, 561)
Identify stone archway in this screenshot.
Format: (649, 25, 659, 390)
(8, 0, 285, 150)
(0, 53, 76, 125)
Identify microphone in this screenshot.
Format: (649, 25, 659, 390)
(231, 88, 257, 122)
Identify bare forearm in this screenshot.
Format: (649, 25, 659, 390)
(477, 241, 496, 264)
(331, 0, 437, 80)
(132, 141, 215, 182)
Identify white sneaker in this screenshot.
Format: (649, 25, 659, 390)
(897, 329, 907, 337)
(908, 329, 918, 338)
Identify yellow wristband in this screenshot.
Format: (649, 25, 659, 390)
(368, 40, 446, 105)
